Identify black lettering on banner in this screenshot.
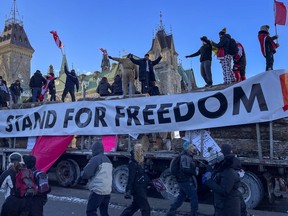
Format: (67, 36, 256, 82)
(158, 103, 173, 124)
(143, 105, 157, 125)
(5, 115, 14, 132)
(75, 108, 92, 128)
(44, 110, 57, 129)
(115, 106, 125, 126)
(94, 107, 107, 127)
(15, 115, 23, 131)
(63, 109, 75, 128)
(127, 106, 141, 126)
(174, 102, 195, 122)
(198, 93, 227, 118)
(34, 112, 46, 129)
(233, 84, 268, 115)
(22, 115, 33, 131)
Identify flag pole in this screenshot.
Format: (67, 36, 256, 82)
(273, 0, 279, 43)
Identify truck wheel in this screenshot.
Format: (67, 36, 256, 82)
(239, 171, 264, 209)
(112, 165, 129, 194)
(67, 159, 81, 187)
(56, 160, 80, 187)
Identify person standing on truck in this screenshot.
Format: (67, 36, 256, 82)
(186, 36, 213, 87)
(29, 70, 47, 102)
(61, 63, 79, 102)
(202, 144, 242, 216)
(81, 142, 113, 216)
(166, 141, 199, 216)
(120, 143, 151, 216)
(0, 152, 26, 216)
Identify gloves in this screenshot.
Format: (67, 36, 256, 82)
(202, 171, 212, 184)
(108, 55, 112, 59)
(124, 191, 131, 199)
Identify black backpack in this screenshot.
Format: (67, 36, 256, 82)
(228, 38, 238, 55)
(170, 155, 181, 176)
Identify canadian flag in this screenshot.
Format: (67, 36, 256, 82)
(275, 0, 288, 25)
(50, 30, 64, 48)
(37, 75, 54, 102)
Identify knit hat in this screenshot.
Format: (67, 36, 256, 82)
(8, 152, 23, 163)
(260, 25, 269, 32)
(221, 144, 232, 156)
(23, 155, 36, 169)
(91, 142, 104, 156)
(200, 36, 208, 42)
(219, 27, 226, 36)
(182, 140, 194, 150)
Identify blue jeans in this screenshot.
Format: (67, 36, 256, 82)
(170, 181, 198, 212)
(32, 87, 41, 102)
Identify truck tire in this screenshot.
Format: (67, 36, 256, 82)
(112, 165, 129, 194)
(239, 171, 264, 209)
(56, 159, 80, 187)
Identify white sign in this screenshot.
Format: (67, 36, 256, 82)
(0, 70, 288, 137)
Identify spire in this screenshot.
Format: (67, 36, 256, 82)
(6, 0, 23, 26)
(159, 11, 165, 31)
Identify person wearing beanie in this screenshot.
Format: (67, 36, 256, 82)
(61, 63, 79, 102)
(167, 141, 199, 216)
(120, 143, 150, 216)
(186, 36, 213, 87)
(9, 79, 23, 104)
(211, 27, 236, 84)
(232, 41, 247, 82)
(81, 142, 113, 216)
(29, 70, 47, 102)
(258, 24, 279, 71)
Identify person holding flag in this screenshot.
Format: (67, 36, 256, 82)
(258, 25, 279, 71)
(29, 70, 47, 102)
(61, 64, 79, 102)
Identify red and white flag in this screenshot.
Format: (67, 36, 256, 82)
(50, 30, 64, 48)
(100, 48, 107, 54)
(37, 75, 55, 102)
(275, 0, 288, 25)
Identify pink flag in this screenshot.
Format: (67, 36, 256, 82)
(50, 31, 64, 48)
(31, 136, 74, 172)
(275, 1, 288, 25)
(100, 48, 107, 54)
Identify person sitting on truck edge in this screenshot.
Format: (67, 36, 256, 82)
(166, 141, 199, 216)
(202, 144, 242, 216)
(96, 77, 112, 97)
(61, 64, 79, 102)
(81, 142, 113, 216)
(0, 152, 26, 216)
(120, 143, 151, 216)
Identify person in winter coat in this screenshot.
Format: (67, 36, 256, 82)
(120, 144, 151, 216)
(166, 141, 199, 216)
(47, 72, 57, 101)
(258, 25, 279, 71)
(0, 76, 10, 107)
(108, 55, 136, 96)
(61, 64, 79, 102)
(233, 42, 247, 82)
(186, 36, 213, 87)
(29, 70, 47, 102)
(128, 53, 162, 94)
(9, 80, 23, 104)
(81, 142, 113, 216)
(96, 77, 112, 97)
(111, 75, 123, 95)
(0, 152, 26, 216)
(203, 144, 242, 216)
(211, 28, 236, 84)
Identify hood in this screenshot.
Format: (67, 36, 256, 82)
(114, 75, 122, 83)
(91, 142, 104, 156)
(221, 154, 241, 170)
(131, 144, 144, 164)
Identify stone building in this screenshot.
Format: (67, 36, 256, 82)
(0, 1, 34, 86)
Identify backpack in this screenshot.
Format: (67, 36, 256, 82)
(33, 170, 50, 194)
(228, 38, 239, 56)
(169, 155, 181, 176)
(15, 168, 38, 197)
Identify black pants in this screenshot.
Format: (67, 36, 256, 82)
(140, 72, 150, 94)
(86, 192, 110, 216)
(29, 195, 46, 216)
(120, 188, 150, 216)
(62, 88, 75, 102)
(1, 195, 29, 216)
(265, 53, 274, 71)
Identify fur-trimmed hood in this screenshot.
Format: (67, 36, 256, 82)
(131, 144, 144, 165)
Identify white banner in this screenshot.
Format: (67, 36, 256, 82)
(0, 70, 288, 137)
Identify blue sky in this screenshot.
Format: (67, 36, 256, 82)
(1, 0, 288, 87)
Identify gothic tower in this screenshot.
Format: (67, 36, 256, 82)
(0, 0, 34, 86)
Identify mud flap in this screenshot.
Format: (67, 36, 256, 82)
(263, 172, 275, 203)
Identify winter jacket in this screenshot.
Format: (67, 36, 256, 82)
(111, 75, 123, 95)
(129, 56, 162, 82)
(0, 165, 17, 199)
(64, 65, 79, 91)
(47, 74, 57, 94)
(233, 42, 246, 66)
(206, 155, 241, 216)
(9, 83, 23, 96)
(29, 71, 47, 88)
(212, 34, 231, 56)
(186, 43, 212, 62)
(176, 151, 197, 183)
(81, 143, 112, 195)
(96, 78, 112, 96)
(258, 30, 278, 57)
